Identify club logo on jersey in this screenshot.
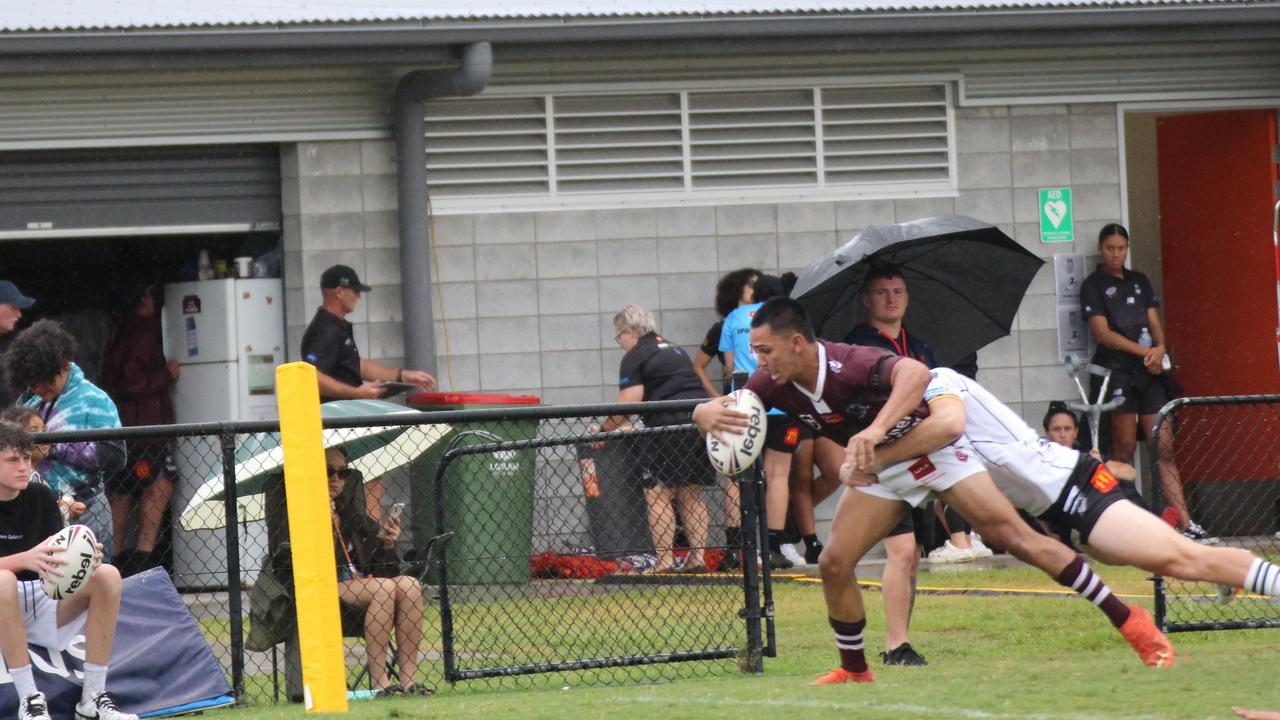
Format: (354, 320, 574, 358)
(783, 426, 800, 446)
(797, 414, 823, 430)
(1105, 286, 1117, 297)
(819, 413, 845, 425)
(954, 448, 968, 462)
(1090, 466, 1118, 493)
(843, 403, 870, 418)
(827, 359, 843, 372)
(908, 457, 937, 481)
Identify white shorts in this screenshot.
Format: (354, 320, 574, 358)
(18, 579, 88, 651)
(857, 442, 986, 508)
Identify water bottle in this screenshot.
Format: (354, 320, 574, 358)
(1138, 327, 1153, 349)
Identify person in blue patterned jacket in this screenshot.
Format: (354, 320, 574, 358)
(7, 320, 125, 561)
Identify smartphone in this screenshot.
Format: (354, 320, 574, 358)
(388, 502, 406, 520)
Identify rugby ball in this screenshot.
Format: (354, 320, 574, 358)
(705, 389, 768, 476)
(42, 524, 97, 600)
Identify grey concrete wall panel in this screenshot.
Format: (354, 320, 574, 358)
(0, 144, 280, 233)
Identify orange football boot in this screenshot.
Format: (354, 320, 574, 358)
(810, 667, 875, 684)
(1119, 605, 1175, 668)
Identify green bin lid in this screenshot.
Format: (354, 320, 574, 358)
(407, 391, 540, 406)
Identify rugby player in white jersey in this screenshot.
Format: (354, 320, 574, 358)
(693, 298, 1174, 684)
(846, 365, 1280, 616)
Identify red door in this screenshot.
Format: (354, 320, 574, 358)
(1156, 109, 1280, 396)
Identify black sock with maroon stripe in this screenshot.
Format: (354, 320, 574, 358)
(1055, 555, 1131, 628)
(828, 617, 868, 672)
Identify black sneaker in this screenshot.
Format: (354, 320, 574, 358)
(767, 550, 794, 570)
(804, 540, 824, 565)
(1182, 521, 1218, 544)
(880, 642, 928, 666)
(718, 551, 741, 572)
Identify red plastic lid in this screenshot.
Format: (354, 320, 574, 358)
(407, 391, 541, 406)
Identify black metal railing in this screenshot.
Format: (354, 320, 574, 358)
(1149, 394, 1280, 632)
(31, 399, 769, 702)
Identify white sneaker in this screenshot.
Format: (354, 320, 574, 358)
(780, 543, 807, 566)
(75, 692, 138, 720)
(20, 693, 51, 720)
(969, 534, 994, 558)
(927, 541, 976, 564)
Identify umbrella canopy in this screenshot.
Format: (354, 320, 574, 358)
(791, 215, 1044, 366)
(179, 399, 451, 530)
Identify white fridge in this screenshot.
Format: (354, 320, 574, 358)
(163, 278, 285, 589)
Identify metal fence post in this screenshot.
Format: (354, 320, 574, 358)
(220, 431, 245, 700)
(737, 462, 765, 673)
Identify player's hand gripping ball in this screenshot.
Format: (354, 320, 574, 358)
(705, 389, 767, 476)
(42, 524, 98, 600)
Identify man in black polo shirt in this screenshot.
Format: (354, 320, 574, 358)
(300, 265, 436, 402)
(0, 281, 36, 407)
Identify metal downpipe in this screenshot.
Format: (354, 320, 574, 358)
(394, 42, 492, 378)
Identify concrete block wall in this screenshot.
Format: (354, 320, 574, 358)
(956, 102, 1122, 428)
(281, 139, 404, 369)
(283, 101, 1125, 545)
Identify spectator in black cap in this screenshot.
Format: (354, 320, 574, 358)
(0, 280, 36, 407)
(301, 265, 437, 517)
(301, 264, 437, 402)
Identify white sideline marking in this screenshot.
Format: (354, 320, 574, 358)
(628, 693, 1159, 720)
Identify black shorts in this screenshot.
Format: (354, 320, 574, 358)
(1039, 454, 1144, 547)
(635, 429, 717, 490)
(107, 443, 177, 498)
(887, 503, 934, 547)
(1093, 367, 1177, 416)
(764, 417, 811, 454)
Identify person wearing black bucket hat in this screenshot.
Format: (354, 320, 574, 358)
(301, 264, 436, 403)
(0, 281, 36, 407)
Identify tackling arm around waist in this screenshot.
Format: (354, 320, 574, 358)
(867, 394, 966, 473)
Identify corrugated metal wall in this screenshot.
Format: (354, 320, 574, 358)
(0, 144, 281, 234)
(0, 41, 1274, 150)
(0, 67, 400, 150)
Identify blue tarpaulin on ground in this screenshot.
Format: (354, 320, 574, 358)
(1, 567, 233, 719)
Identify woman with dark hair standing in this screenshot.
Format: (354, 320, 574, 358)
(689, 269, 758, 572)
(692, 269, 759, 397)
(1079, 224, 1207, 541)
(8, 320, 125, 558)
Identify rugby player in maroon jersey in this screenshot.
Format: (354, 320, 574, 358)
(692, 298, 1174, 682)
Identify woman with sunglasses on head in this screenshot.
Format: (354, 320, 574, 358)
(323, 447, 432, 698)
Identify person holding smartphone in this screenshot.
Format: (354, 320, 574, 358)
(322, 448, 432, 697)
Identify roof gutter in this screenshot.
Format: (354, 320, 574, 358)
(1, 6, 1278, 55)
(394, 42, 492, 379)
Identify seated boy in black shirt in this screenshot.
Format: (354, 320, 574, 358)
(0, 422, 137, 720)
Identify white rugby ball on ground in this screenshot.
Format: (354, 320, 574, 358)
(42, 524, 98, 600)
(705, 389, 768, 476)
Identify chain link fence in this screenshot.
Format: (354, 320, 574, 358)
(34, 400, 770, 704)
(1149, 395, 1280, 632)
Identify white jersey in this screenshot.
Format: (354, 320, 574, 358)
(924, 367, 1080, 515)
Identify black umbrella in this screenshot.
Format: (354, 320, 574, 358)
(790, 215, 1044, 366)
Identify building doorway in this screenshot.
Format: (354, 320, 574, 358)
(1123, 105, 1280, 397)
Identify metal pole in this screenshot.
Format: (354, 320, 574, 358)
(754, 465, 777, 658)
(220, 432, 245, 700)
(736, 462, 764, 673)
(435, 451, 458, 682)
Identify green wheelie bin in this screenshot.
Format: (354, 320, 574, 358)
(407, 392, 540, 584)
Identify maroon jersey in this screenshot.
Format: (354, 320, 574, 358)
(743, 340, 930, 446)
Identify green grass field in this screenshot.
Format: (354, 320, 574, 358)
(211, 565, 1280, 720)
